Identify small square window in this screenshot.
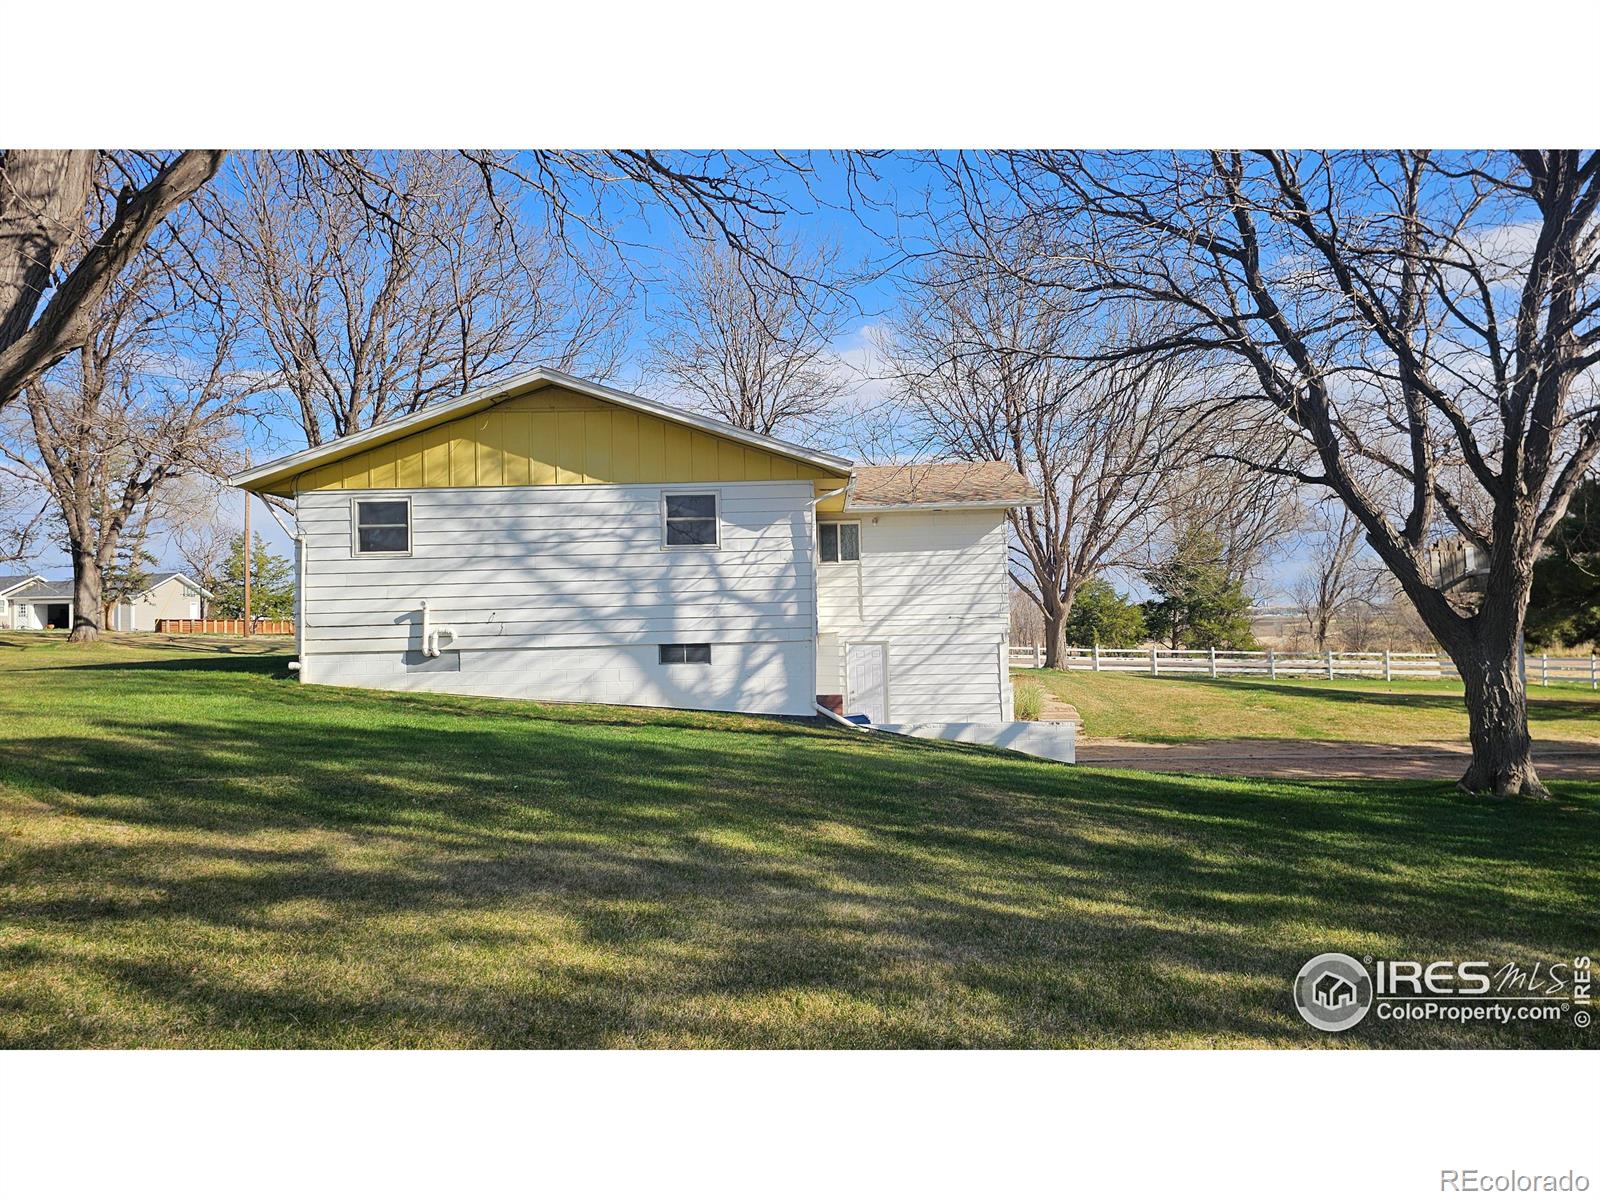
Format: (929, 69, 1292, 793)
(663, 493, 719, 547)
(659, 643, 712, 664)
(355, 498, 411, 555)
(820, 522, 859, 563)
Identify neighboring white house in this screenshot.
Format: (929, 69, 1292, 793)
(106, 572, 211, 631)
(5, 578, 73, 631)
(230, 368, 1040, 724)
(0, 573, 45, 630)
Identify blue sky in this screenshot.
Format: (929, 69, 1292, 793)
(16, 151, 1313, 604)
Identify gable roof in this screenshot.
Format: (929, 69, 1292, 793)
(4, 572, 211, 603)
(230, 367, 854, 496)
(845, 462, 1042, 511)
(135, 571, 214, 599)
(8, 578, 73, 601)
(0, 573, 43, 596)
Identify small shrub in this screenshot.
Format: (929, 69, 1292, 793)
(1014, 679, 1045, 721)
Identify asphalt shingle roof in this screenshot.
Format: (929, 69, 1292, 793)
(847, 461, 1041, 509)
(8, 579, 73, 601)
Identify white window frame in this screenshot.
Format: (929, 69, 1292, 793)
(351, 495, 413, 558)
(660, 490, 722, 551)
(818, 519, 862, 564)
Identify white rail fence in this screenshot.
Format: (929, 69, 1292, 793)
(1009, 644, 1600, 688)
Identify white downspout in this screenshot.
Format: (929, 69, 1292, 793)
(808, 483, 850, 714)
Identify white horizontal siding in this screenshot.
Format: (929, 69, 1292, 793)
(295, 481, 816, 714)
(818, 509, 1011, 722)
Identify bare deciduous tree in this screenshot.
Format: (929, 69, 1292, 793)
(227, 151, 628, 446)
(0, 150, 226, 409)
(644, 240, 849, 437)
(933, 150, 1600, 796)
(169, 483, 236, 618)
(1, 230, 261, 642)
(1291, 503, 1377, 651)
(884, 248, 1208, 665)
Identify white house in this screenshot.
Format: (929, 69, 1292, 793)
(4, 578, 73, 631)
(106, 572, 212, 631)
(230, 368, 1040, 725)
(1, 571, 209, 632)
(0, 573, 45, 630)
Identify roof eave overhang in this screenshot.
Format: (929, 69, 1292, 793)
(843, 497, 1043, 514)
(229, 367, 854, 494)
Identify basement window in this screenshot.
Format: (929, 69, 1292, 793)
(353, 498, 411, 556)
(662, 493, 720, 548)
(819, 521, 860, 563)
(659, 643, 712, 665)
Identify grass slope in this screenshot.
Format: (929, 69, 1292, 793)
(1021, 667, 1600, 744)
(2, 633, 1596, 1049)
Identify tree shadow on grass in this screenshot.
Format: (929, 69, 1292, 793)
(1127, 673, 1600, 721)
(3, 653, 1598, 1048)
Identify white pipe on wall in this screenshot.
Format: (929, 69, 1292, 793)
(419, 599, 456, 658)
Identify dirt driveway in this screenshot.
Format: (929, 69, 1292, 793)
(1074, 737, 1600, 780)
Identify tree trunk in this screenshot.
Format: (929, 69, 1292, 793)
(0, 150, 97, 353)
(69, 548, 103, 643)
(1036, 604, 1062, 672)
(1447, 629, 1545, 799)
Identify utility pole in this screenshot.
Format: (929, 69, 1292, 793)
(243, 489, 253, 635)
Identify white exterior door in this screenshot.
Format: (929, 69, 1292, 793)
(845, 643, 888, 724)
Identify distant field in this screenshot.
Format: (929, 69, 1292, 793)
(1016, 668, 1600, 744)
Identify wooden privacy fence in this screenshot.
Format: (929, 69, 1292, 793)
(155, 618, 295, 635)
(1009, 644, 1600, 688)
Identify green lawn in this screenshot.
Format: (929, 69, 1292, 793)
(1020, 667, 1600, 744)
(2, 633, 1595, 1049)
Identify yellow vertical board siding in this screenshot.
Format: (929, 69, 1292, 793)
(336, 452, 370, 490)
(583, 411, 611, 482)
(422, 426, 451, 487)
(636, 415, 665, 481)
(530, 411, 558, 485)
(611, 411, 639, 481)
(662, 424, 691, 481)
(368, 445, 398, 489)
(288, 385, 842, 493)
(476, 414, 505, 487)
(690, 432, 720, 482)
(395, 436, 424, 488)
(556, 411, 586, 484)
(501, 412, 531, 487)
(719, 440, 744, 481)
(448, 429, 475, 487)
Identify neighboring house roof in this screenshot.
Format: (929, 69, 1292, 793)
(845, 462, 1042, 511)
(133, 571, 214, 600)
(8, 579, 73, 601)
(4, 572, 211, 604)
(0, 573, 43, 597)
(230, 366, 855, 495)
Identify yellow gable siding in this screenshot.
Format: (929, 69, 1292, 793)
(294, 384, 844, 494)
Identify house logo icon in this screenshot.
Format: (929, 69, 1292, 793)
(1293, 953, 1374, 1031)
(1313, 971, 1357, 1010)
